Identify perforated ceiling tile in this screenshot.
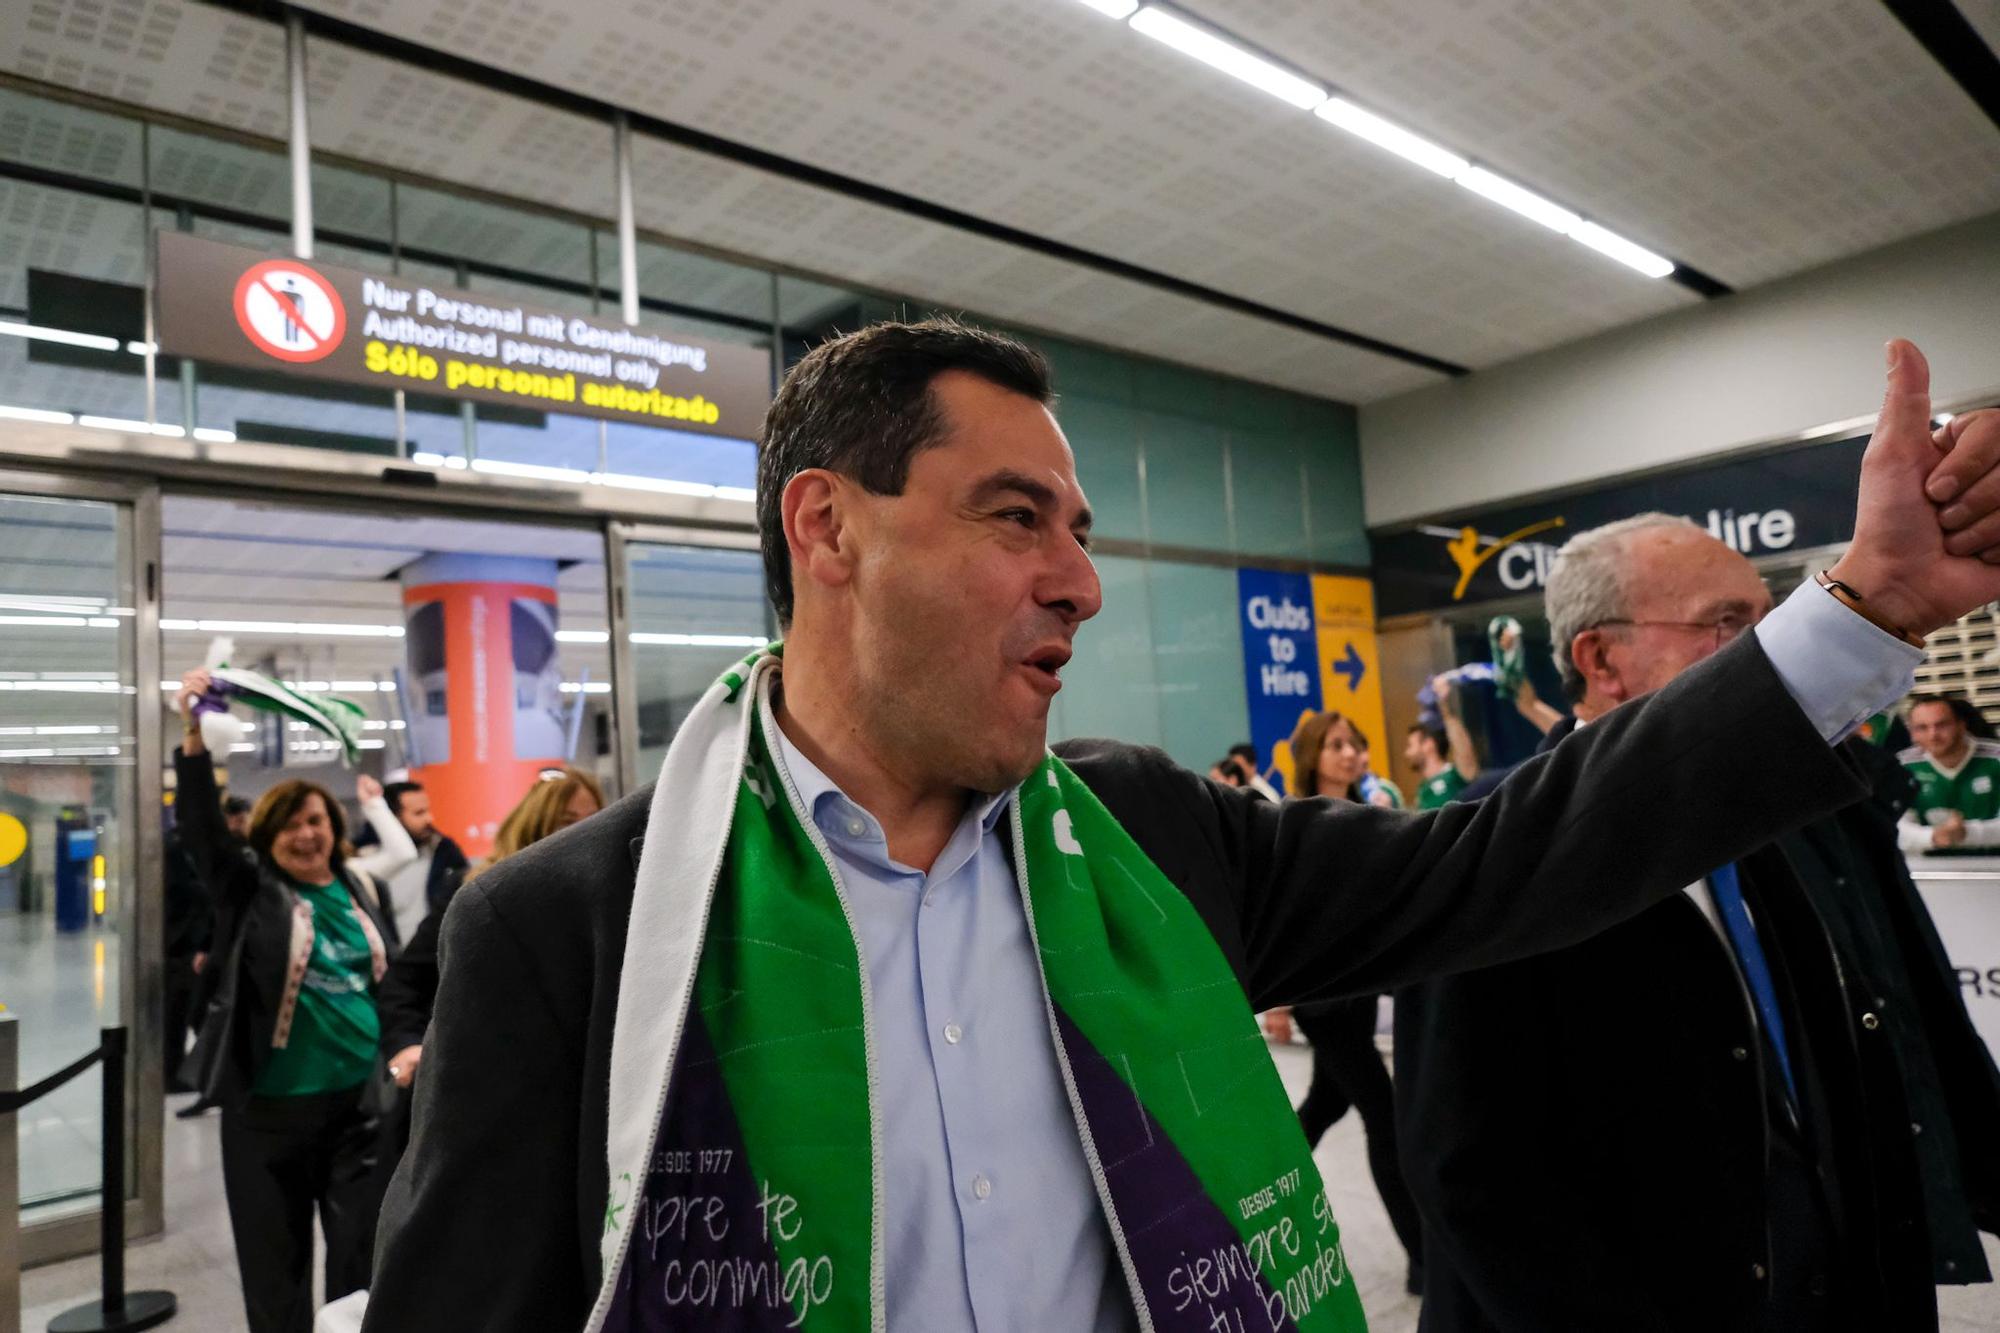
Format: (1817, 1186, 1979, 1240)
(0, 177, 149, 309)
(1199, 0, 2000, 288)
(0, 88, 144, 186)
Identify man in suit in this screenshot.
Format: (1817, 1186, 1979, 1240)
(1395, 512, 2000, 1333)
(366, 325, 2000, 1333)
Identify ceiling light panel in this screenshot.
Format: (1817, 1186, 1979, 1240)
(1567, 221, 1675, 279)
(1453, 167, 1579, 233)
(1075, 0, 1140, 18)
(1128, 8, 1326, 111)
(1313, 98, 1465, 178)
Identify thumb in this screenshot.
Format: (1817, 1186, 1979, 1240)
(1872, 338, 1933, 461)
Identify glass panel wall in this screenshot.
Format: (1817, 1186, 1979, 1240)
(624, 543, 770, 783)
(0, 490, 137, 1228)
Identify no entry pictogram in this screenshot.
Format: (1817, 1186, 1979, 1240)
(232, 259, 346, 363)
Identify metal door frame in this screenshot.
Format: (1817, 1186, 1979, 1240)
(0, 465, 166, 1267)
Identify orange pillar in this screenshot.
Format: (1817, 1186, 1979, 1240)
(400, 554, 564, 858)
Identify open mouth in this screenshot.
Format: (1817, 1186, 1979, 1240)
(1022, 647, 1071, 693)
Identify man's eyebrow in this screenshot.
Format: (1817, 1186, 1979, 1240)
(969, 469, 1093, 531)
(1698, 595, 1760, 619)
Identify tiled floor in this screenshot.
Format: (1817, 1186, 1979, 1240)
(19, 1044, 2000, 1331)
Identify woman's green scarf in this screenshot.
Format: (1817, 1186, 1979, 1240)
(585, 649, 1365, 1332)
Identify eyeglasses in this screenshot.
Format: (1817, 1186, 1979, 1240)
(1592, 614, 1759, 648)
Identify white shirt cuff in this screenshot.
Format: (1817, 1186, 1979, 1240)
(1752, 580, 1923, 744)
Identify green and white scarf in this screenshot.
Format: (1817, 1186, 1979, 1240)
(585, 648, 1364, 1332)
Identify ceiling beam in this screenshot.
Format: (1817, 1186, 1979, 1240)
(1880, 0, 2000, 136)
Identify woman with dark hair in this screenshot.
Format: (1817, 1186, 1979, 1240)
(174, 667, 395, 1333)
(1268, 708, 1426, 1293)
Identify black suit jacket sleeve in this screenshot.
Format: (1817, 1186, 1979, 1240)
(1160, 632, 1864, 1006)
(171, 746, 258, 919)
(376, 908, 442, 1055)
(363, 887, 588, 1333)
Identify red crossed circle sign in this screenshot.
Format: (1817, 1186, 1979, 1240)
(233, 259, 346, 364)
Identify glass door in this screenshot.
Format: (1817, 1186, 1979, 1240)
(0, 470, 161, 1256)
(609, 528, 770, 787)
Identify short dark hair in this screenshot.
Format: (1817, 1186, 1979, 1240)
(1408, 722, 1450, 760)
(381, 781, 424, 817)
(221, 795, 253, 817)
(1910, 693, 1996, 739)
(755, 318, 1054, 625)
(1227, 742, 1258, 767)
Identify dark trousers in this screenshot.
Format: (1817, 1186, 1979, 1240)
(220, 1085, 385, 1333)
(163, 957, 198, 1089)
(1294, 998, 1425, 1271)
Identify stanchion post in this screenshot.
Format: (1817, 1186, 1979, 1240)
(2, 1013, 19, 1333)
(97, 1027, 123, 1314)
(46, 1027, 175, 1333)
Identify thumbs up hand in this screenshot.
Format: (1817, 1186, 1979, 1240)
(1826, 340, 2000, 637)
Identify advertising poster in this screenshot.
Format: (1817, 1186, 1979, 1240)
(1236, 568, 1322, 797)
(1310, 574, 1388, 772)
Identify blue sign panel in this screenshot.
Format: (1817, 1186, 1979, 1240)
(1236, 567, 1322, 797)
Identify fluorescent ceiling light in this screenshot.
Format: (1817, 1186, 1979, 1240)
(470, 457, 593, 484)
(1128, 7, 1325, 110)
(159, 617, 405, 638)
(0, 404, 77, 425)
(1076, 0, 1139, 15)
(1314, 98, 1466, 177)
(1568, 221, 1674, 278)
(0, 680, 128, 693)
(630, 632, 770, 648)
(0, 725, 118, 736)
(0, 614, 118, 628)
(554, 629, 611, 644)
(559, 681, 613, 694)
(0, 319, 122, 352)
(1454, 167, 1579, 233)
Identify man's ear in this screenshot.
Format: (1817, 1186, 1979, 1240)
(1569, 627, 1622, 702)
(783, 469, 856, 602)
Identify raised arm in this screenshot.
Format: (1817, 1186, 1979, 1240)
(347, 773, 420, 880)
(1432, 674, 1482, 782)
(1201, 616, 1878, 1006)
(171, 668, 258, 911)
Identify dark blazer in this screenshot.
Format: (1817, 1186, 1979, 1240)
(377, 903, 444, 1057)
(1394, 720, 1989, 1333)
(1795, 741, 2000, 1281)
(363, 635, 1867, 1333)
(174, 747, 398, 1108)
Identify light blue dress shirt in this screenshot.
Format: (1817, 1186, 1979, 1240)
(769, 727, 1135, 1333)
(763, 581, 1918, 1331)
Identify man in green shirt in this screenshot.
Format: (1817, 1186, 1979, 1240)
(1406, 674, 1481, 810)
(1899, 693, 2000, 853)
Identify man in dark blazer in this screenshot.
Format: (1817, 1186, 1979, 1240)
(1395, 513, 2000, 1333)
(364, 327, 2000, 1333)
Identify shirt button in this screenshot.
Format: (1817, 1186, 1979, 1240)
(971, 1173, 991, 1201)
(1911, 1121, 1924, 1136)
(943, 1022, 962, 1045)
(1750, 1263, 1767, 1281)
(1731, 1046, 1750, 1062)
(922, 892, 935, 907)
(1861, 1012, 1880, 1031)
(844, 816, 867, 838)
